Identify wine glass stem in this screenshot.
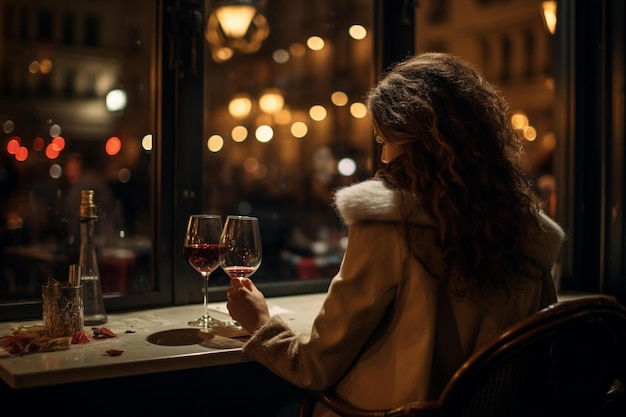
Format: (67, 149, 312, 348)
(202, 272, 210, 319)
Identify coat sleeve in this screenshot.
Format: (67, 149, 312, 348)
(242, 222, 403, 390)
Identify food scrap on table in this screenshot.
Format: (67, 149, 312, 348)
(1, 326, 119, 356)
(92, 327, 116, 339)
(0, 326, 70, 355)
(104, 349, 124, 356)
(72, 330, 91, 344)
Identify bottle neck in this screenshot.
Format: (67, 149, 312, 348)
(80, 217, 97, 244)
(79, 217, 98, 270)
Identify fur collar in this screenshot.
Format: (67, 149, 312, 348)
(333, 179, 565, 270)
(333, 179, 434, 226)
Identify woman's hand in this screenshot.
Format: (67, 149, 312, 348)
(226, 277, 270, 334)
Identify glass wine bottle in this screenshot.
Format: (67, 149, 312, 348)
(79, 189, 107, 325)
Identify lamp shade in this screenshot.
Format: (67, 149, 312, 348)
(215, 4, 257, 38)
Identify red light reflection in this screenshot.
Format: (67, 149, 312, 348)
(33, 137, 45, 151)
(51, 136, 66, 151)
(46, 143, 60, 159)
(6, 136, 21, 154)
(106, 136, 122, 155)
(15, 146, 28, 161)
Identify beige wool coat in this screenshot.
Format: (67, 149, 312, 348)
(242, 179, 565, 416)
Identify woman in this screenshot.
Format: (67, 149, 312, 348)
(226, 52, 565, 415)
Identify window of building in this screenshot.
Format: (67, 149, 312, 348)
(62, 13, 75, 45)
(37, 9, 53, 42)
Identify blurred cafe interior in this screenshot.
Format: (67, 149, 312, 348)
(0, 0, 624, 412)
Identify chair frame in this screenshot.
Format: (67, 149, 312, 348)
(298, 296, 626, 417)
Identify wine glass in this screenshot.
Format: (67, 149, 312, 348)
(183, 214, 226, 329)
(220, 215, 262, 281)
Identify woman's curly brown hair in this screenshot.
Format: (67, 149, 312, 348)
(367, 52, 542, 295)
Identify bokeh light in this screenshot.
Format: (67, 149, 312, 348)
(255, 125, 273, 142)
(207, 134, 224, 152)
(105, 136, 122, 155)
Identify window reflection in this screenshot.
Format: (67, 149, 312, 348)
(416, 0, 556, 202)
(202, 0, 373, 284)
(0, 0, 155, 303)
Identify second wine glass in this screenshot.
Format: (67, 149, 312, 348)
(220, 215, 262, 281)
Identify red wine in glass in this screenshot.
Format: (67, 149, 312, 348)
(220, 215, 262, 280)
(222, 266, 256, 278)
(184, 243, 225, 273)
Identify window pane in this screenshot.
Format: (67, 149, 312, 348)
(0, 0, 156, 306)
(202, 0, 374, 285)
(415, 1, 558, 280)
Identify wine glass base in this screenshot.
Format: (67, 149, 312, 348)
(188, 315, 225, 329)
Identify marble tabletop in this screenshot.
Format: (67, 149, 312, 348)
(0, 293, 325, 389)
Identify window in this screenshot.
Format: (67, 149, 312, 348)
(0, 0, 376, 319)
(2, 0, 624, 321)
(199, 1, 373, 286)
(0, 0, 156, 319)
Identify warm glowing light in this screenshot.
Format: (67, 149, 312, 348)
(306, 36, 325, 51)
(7, 137, 20, 154)
(331, 91, 348, 106)
(52, 136, 66, 151)
(349, 102, 367, 118)
(338, 158, 357, 176)
(142, 134, 153, 151)
(215, 5, 256, 38)
(511, 113, 529, 129)
(348, 25, 367, 40)
(309, 105, 327, 121)
(106, 136, 122, 155)
(541, 1, 557, 35)
(207, 134, 224, 152)
(40, 59, 53, 74)
(272, 49, 289, 63)
(523, 126, 537, 141)
(33, 137, 45, 151)
(255, 125, 273, 142)
(291, 121, 308, 138)
(232, 125, 248, 142)
(106, 89, 127, 112)
(213, 47, 234, 62)
(259, 89, 284, 114)
(229, 95, 252, 119)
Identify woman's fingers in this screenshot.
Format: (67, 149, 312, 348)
(241, 278, 255, 291)
(230, 277, 244, 288)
